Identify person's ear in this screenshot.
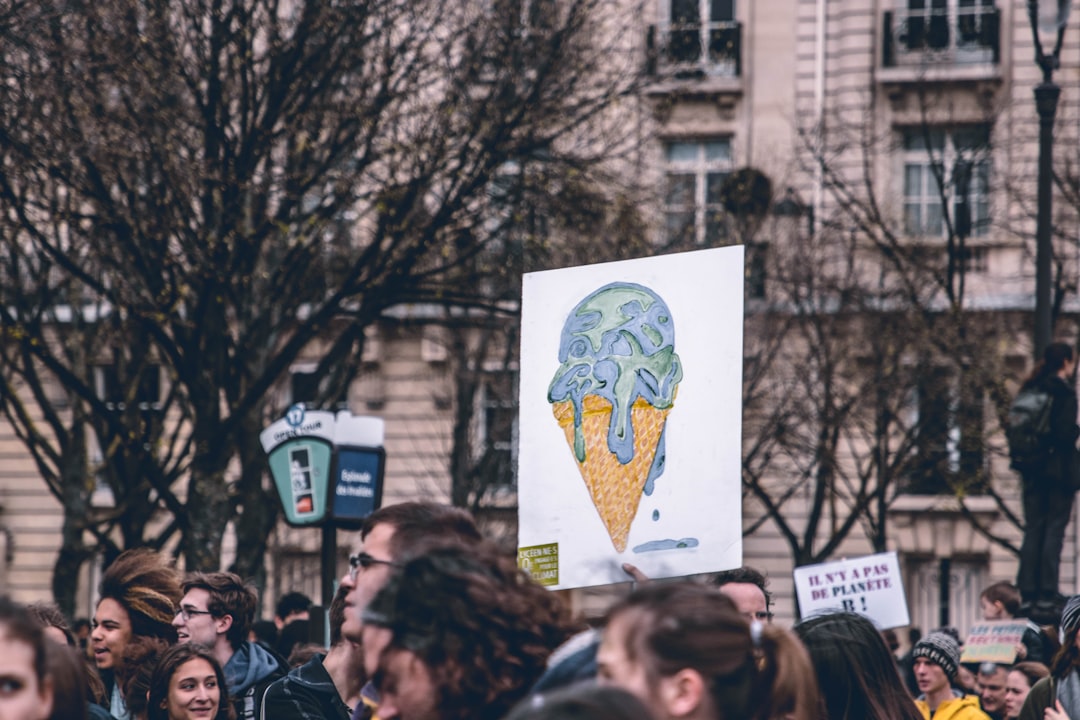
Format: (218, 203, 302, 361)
(216, 613, 234, 636)
(658, 668, 706, 718)
(38, 677, 54, 720)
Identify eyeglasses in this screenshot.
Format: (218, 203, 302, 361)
(348, 552, 398, 581)
(175, 606, 214, 622)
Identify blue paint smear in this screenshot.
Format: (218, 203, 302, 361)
(643, 426, 666, 495)
(652, 509, 659, 521)
(632, 538, 699, 553)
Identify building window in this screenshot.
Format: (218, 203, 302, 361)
(902, 125, 990, 240)
(664, 139, 732, 246)
(957, 245, 988, 274)
(290, 369, 320, 406)
(93, 363, 161, 411)
(906, 556, 987, 638)
(657, 0, 739, 77)
(475, 369, 518, 488)
(906, 366, 985, 495)
(886, 0, 999, 66)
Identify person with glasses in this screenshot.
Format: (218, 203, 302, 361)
(338, 502, 483, 647)
(338, 502, 485, 720)
(173, 571, 288, 720)
(713, 566, 773, 624)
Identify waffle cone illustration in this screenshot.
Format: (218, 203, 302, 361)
(553, 395, 672, 552)
(549, 282, 683, 554)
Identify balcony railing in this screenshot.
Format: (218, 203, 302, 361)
(647, 20, 741, 79)
(883, 6, 1000, 68)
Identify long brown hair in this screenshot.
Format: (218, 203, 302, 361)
(606, 582, 819, 720)
(795, 611, 923, 720)
(147, 644, 234, 720)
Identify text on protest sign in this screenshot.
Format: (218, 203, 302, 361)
(793, 551, 909, 629)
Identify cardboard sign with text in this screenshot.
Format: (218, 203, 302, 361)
(960, 621, 1029, 663)
(793, 551, 909, 629)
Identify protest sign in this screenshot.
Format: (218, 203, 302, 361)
(517, 247, 744, 590)
(793, 551, 909, 629)
(960, 621, 1030, 663)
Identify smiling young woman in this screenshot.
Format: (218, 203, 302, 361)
(147, 644, 234, 720)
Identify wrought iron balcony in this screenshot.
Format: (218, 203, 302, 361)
(883, 6, 1000, 68)
(646, 20, 741, 80)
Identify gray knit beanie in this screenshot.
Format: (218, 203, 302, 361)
(1061, 595, 1080, 635)
(912, 631, 961, 681)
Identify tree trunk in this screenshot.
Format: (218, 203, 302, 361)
(185, 449, 232, 571)
(229, 416, 278, 592)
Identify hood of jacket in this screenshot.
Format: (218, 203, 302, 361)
(225, 641, 287, 695)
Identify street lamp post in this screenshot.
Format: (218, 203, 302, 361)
(1028, 0, 1071, 359)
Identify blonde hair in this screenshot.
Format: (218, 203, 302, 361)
(99, 549, 181, 642)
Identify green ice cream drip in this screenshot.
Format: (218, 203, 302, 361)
(548, 283, 682, 464)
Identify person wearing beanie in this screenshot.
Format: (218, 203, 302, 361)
(91, 548, 182, 720)
(1019, 595, 1080, 720)
(913, 631, 991, 720)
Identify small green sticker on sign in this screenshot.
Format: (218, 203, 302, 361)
(518, 543, 559, 586)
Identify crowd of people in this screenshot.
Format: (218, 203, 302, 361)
(4, 501, 1080, 720)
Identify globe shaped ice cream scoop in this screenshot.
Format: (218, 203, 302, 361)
(548, 282, 683, 552)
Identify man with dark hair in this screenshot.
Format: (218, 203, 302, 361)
(339, 501, 483, 645)
(361, 544, 572, 720)
(339, 502, 485, 720)
(275, 591, 313, 629)
(173, 571, 289, 720)
(713, 565, 772, 623)
(262, 584, 370, 720)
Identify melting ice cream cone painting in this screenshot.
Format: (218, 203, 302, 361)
(548, 283, 683, 552)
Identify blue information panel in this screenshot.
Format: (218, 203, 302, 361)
(332, 446, 385, 527)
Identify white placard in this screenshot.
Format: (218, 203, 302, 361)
(793, 551, 910, 629)
(517, 247, 744, 590)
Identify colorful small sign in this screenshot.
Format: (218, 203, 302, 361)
(518, 543, 559, 586)
(961, 621, 1030, 663)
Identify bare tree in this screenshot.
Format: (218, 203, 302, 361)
(0, 0, 643, 590)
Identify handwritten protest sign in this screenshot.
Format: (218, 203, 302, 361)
(793, 551, 909, 629)
(517, 248, 745, 590)
(960, 621, 1029, 663)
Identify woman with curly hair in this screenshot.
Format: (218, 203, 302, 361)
(359, 543, 574, 720)
(148, 643, 235, 720)
(597, 582, 819, 720)
(794, 611, 923, 720)
(92, 548, 182, 720)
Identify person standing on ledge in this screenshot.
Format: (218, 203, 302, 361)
(1013, 342, 1080, 621)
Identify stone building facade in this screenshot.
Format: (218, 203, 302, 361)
(3, 0, 1079, 637)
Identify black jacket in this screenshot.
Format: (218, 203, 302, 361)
(1028, 374, 1080, 489)
(261, 653, 352, 720)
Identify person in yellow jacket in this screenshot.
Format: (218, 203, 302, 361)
(912, 632, 991, 720)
